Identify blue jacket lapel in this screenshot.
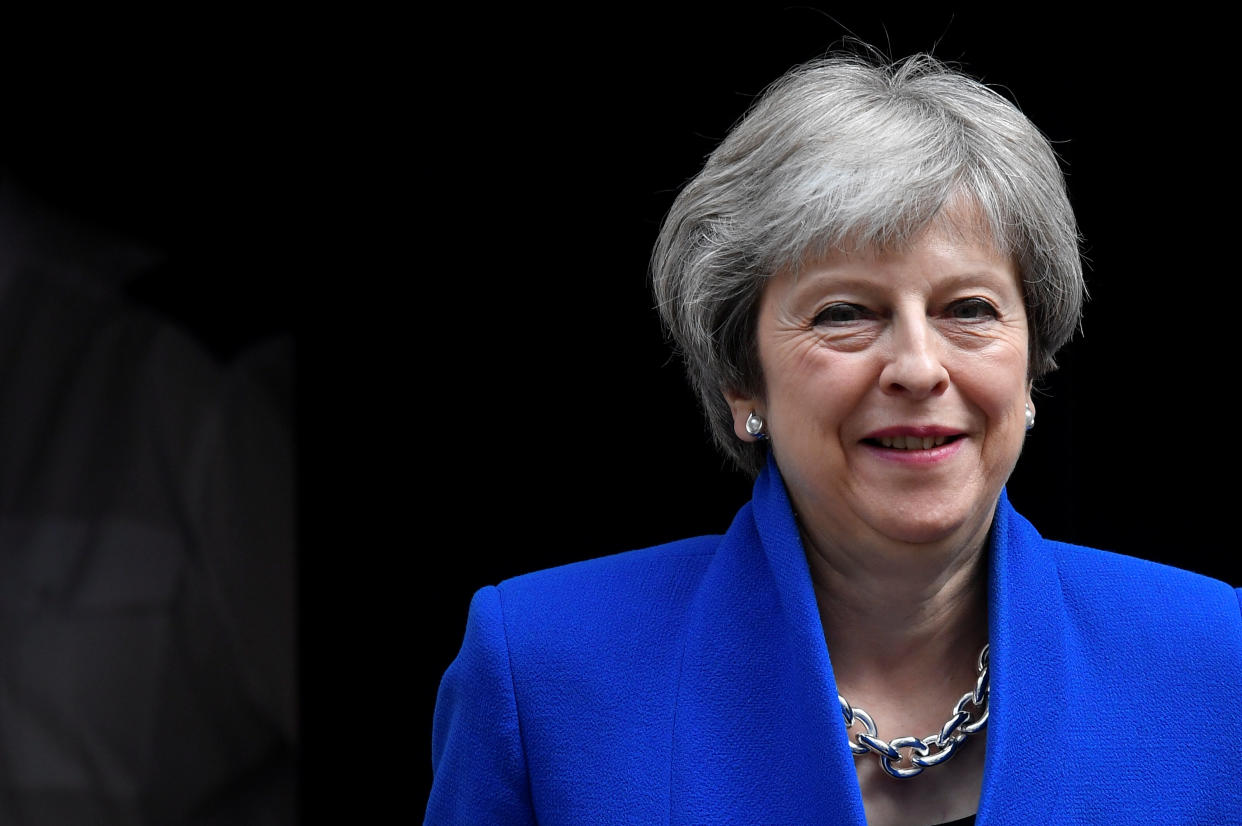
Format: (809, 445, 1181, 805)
(977, 494, 1072, 822)
(669, 458, 867, 824)
(668, 459, 1071, 824)
(667, 462, 1238, 821)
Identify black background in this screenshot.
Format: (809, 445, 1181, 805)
(5, 8, 1239, 820)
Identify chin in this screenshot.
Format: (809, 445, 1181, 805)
(884, 523, 968, 547)
(870, 497, 989, 548)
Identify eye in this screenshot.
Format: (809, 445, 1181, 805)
(813, 303, 873, 326)
(947, 298, 999, 321)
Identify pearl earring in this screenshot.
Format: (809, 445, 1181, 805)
(745, 411, 767, 440)
(1025, 404, 1035, 431)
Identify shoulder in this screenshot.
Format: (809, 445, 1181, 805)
(499, 534, 721, 595)
(997, 498, 1242, 696)
(431, 535, 726, 819)
(1042, 537, 1238, 606)
(445, 536, 725, 697)
(1043, 535, 1225, 580)
(490, 535, 722, 646)
(446, 536, 726, 723)
(992, 519, 1242, 814)
(1000, 497, 1240, 624)
(1032, 536, 1242, 662)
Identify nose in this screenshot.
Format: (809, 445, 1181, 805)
(879, 314, 950, 399)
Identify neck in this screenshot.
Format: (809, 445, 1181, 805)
(801, 514, 990, 686)
(797, 503, 994, 825)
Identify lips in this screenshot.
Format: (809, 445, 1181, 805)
(873, 434, 954, 450)
(862, 427, 965, 451)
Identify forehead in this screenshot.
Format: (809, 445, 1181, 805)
(779, 197, 1023, 289)
(780, 216, 1017, 293)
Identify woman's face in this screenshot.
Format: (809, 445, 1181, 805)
(728, 217, 1030, 556)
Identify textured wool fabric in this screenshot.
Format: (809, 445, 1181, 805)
(427, 455, 1242, 824)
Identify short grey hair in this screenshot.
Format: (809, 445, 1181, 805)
(651, 53, 1085, 476)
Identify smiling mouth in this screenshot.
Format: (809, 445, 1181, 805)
(864, 434, 964, 450)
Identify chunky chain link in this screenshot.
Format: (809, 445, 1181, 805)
(838, 643, 989, 779)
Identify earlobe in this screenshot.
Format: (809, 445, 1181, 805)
(724, 390, 765, 442)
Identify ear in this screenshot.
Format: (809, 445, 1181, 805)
(724, 388, 763, 442)
(1025, 381, 1035, 418)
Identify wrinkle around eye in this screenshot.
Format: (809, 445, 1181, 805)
(938, 314, 1026, 350)
(812, 323, 881, 352)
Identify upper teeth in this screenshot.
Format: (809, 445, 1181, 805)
(878, 435, 949, 449)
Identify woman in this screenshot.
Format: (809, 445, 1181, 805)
(425, 53, 1242, 825)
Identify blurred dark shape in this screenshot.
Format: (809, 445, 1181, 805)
(0, 173, 296, 824)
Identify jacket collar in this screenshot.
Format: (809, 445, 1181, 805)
(977, 480, 1070, 821)
(669, 454, 1065, 824)
(669, 455, 866, 824)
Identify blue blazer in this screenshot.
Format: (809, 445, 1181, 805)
(427, 457, 1242, 824)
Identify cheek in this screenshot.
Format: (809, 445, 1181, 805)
(956, 352, 1028, 438)
(981, 378, 1030, 451)
(977, 340, 1029, 402)
(769, 362, 869, 450)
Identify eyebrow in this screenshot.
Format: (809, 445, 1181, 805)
(788, 266, 1015, 298)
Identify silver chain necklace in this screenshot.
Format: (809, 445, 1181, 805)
(839, 643, 989, 779)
